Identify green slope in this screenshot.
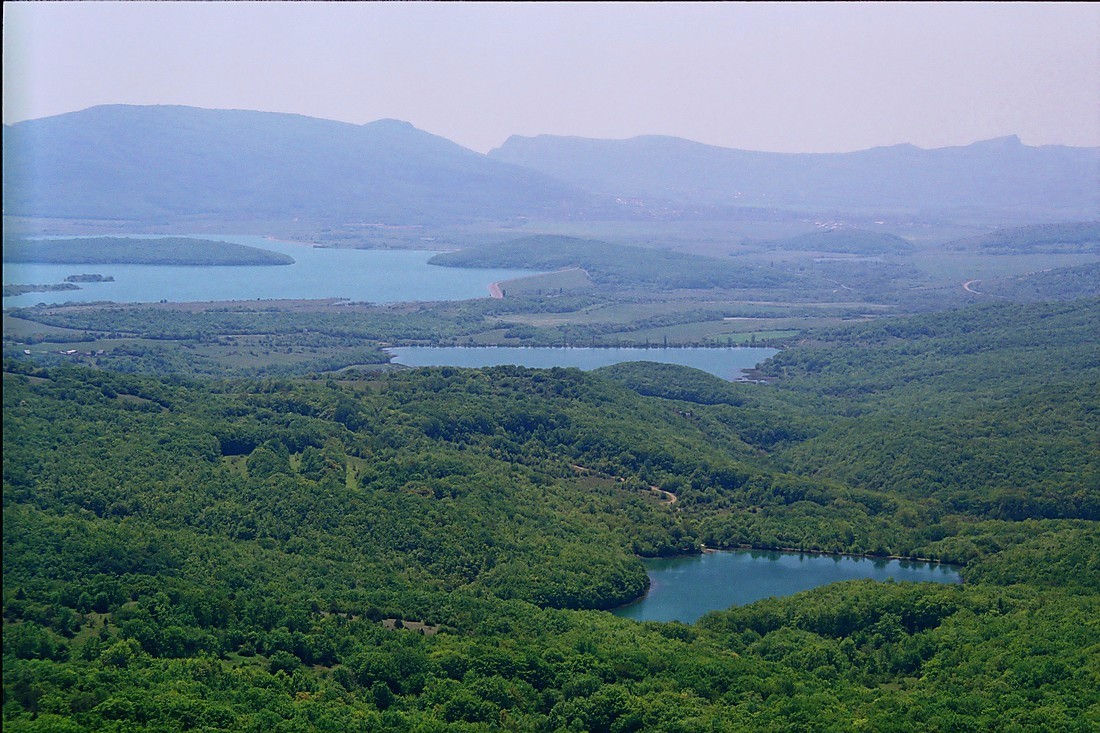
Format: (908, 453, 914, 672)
(430, 234, 793, 289)
(3, 297, 1098, 731)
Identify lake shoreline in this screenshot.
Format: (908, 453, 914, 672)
(3, 237, 542, 307)
(702, 543, 964, 567)
(612, 545, 964, 621)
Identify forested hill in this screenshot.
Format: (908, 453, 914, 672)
(978, 261, 1100, 302)
(943, 220, 1100, 253)
(2, 237, 294, 266)
(490, 133, 1099, 220)
(3, 297, 1098, 730)
(755, 299, 1100, 527)
(429, 234, 792, 289)
(1, 105, 599, 225)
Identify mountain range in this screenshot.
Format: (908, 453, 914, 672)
(489, 133, 1099, 220)
(4, 105, 1097, 227)
(2, 105, 598, 226)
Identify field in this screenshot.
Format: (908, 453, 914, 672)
(493, 267, 593, 296)
(6, 222, 1097, 374)
(3, 223, 1099, 732)
(908, 251, 1099, 281)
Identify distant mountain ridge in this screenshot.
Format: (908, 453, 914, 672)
(489, 133, 1099, 221)
(4, 105, 1097, 227)
(2, 105, 599, 226)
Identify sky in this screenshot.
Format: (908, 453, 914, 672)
(3, 2, 1098, 154)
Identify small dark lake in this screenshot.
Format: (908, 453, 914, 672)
(612, 549, 962, 623)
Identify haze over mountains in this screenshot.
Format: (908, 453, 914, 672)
(4, 105, 1097, 228)
(489, 133, 1099, 220)
(2, 105, 598, 226)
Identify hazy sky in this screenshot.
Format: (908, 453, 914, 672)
(4, 2, 1098, 154)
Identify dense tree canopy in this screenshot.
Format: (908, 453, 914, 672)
(4, 297, 1098, 730)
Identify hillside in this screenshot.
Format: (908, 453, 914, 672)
(944, 221, 1100, 253)
(3, 297, 1099, 730)
(429, 234, 793, 290)
(490, 133, 1100, 221)
(1, 105, 600, 226)
(977, 261, 1100, 301)
(753, 299, 1100, 525)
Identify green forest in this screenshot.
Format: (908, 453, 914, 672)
(428, 235, 792, 290)
(3, 296, 1098, 731)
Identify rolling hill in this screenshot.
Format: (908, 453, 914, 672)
(943, 221, 1100, 253)
(6, 105, 1095, 228)
(428, 234, 793, 289)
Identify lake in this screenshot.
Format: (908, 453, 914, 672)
(386, 346, 779, 381)
(612, 550, 962, 623)
(2, 235, 540, 307)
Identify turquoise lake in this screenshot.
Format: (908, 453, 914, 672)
(2, 235, 540, 307)
(386, 346, 779, 381)
(612, 550, 962, 623)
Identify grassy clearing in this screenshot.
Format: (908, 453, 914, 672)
(496, 268, 593, 295)
(221, 456, 248, 477)
(2, 314, 90, 339)
(909, 252, 1099, 281)
(494, 301, 699, 328)
(114, 393, 162, 409)
(2, 371, 49, 385)
(382, 618, 440, 635)
(619, 321, 799, 346)
(13, 336, 168, 355)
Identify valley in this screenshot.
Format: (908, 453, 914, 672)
(2, 103, 1098, 732)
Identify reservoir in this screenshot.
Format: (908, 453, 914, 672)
(613, 550, 961, 623)
(2, 235, 540, 307)
(386, 346, 779, 381)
